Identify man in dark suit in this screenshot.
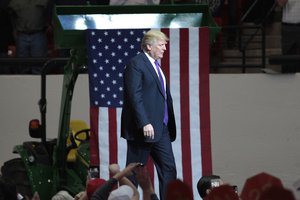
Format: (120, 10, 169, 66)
(121, 30, 177, 199)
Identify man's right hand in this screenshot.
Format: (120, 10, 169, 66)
(143, 124, 154, 139)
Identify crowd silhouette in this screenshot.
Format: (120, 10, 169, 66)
(1, 166, 299, 200)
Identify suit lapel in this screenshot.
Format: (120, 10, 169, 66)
(141, 53, 165, 97)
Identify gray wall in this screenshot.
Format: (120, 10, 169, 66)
(1, 74, 300, 196)
(210, 74, 300, 196)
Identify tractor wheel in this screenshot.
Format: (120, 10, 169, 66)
(1, 158, 33, 199)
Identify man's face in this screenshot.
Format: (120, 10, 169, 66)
(147, 39, 167, 60)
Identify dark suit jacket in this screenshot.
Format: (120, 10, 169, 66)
(121, 52, 176, 143)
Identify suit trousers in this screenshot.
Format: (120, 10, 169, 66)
(126, 125, 177, 199)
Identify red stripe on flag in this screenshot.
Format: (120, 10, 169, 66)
(199, 27, 212, 175)
(180, 28, 192, 186)
(161, 28, 170, 81)
(147, 157, 155, 187)
(90, 106, 99, 166)
(109, 108, 118, 165)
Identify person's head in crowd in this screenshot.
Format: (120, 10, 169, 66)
(0, 176, 18, 200)
(240, 172, 283, 200)
(204, 184, 239, 200)
(258, 185, 295, 200)
(197, 175, 224, 198)
(107, 185, 133, 200)
(51, 190, 73, 200)
(86, 178, 106, 199)
(164, 179, 193, 200)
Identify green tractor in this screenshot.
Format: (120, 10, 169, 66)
(1, 53, 90, 200)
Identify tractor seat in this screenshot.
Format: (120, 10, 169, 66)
(67, 120, 90, 162)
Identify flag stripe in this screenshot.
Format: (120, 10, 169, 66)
(189, 28, 201, 197)
(179, 29, 193, 188)
(161, 28, 170, 81)
(169, 28, 183, 182)
(108, 108, 118, 164)
(147, 158, 155, 191)
(98, 108, 110, 179)
(117, 108, 126, 167)
(199, 28, 212, 175)
(89, 106, 99, 166)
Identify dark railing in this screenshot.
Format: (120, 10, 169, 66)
(0, 57, 69, 75)
(210, 0, 277, 73)
(269, 55, 300, 65)
(210, 24, 265, 73)
(238, 24, 266, 73)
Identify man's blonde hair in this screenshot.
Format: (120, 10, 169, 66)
(141, 30, 169, 51)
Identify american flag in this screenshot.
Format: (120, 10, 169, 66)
(87, 28, 212, 199)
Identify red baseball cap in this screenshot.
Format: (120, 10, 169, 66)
(240, 172, 283, 200)
(165, 179, 193, 200)
(258, 185, 295, 200)
(205, 185, 239, 200)
(86, 178, 106, 199)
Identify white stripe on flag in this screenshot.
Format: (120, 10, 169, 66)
(189, 28, 202, 197)
(98, 107, 110, 180)
(117, 108, 127, 168)
(98, 108, 127, 176)
(169, 28, 183, 181)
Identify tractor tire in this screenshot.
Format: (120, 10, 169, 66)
(1, 158, 33, 199)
